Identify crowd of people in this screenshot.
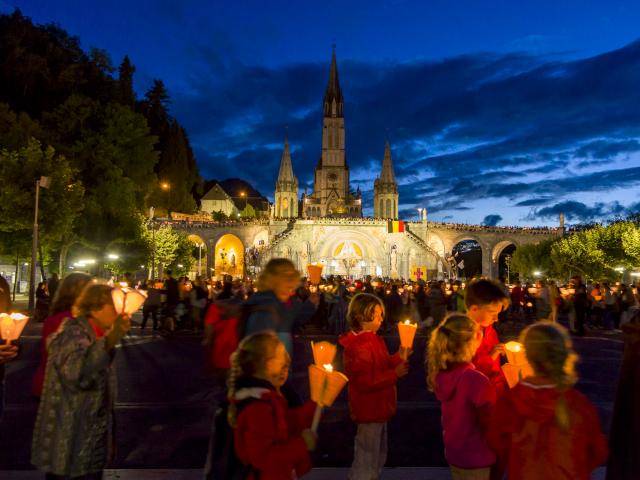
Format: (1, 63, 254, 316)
(0, 262, 638, 479)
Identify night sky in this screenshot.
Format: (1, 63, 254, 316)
(5, 0, 640, 226)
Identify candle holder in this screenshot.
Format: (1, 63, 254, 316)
(501, 341, 534, 388)
(398, 320, 417, 360)
(311, 341, 337, 366)
(308, 362, 348, 432)
(0, 313, 29, 343)
(111, 287, 148, 316)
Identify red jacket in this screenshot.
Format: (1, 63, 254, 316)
(32, 310, 71, 397)
(234, 381, 316, 480)
(487, 381, 608, 480)
(204, 303, 240, 369)
(472, 324, 508, 396)
(339, 330, 403, 423)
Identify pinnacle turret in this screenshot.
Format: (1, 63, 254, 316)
(379, 140, 397, 184)
(276, 135, 297, 186)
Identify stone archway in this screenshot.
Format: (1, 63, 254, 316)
(187, 234, 208, 279)
(491, 240, 518, 281)
(451, 237, 484, 279)
(214, 234, 245, 278)
(316, 229, 384, 277)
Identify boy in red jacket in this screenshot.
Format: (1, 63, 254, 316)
(339, 293, 409, 480)
(465, 279, 510, 396)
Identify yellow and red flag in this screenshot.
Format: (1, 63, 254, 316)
(411, 266, 427, 282)
(387, 220, 405, 233)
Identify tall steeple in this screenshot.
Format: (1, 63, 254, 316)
(323, 46, 344, 118)
(276, 135, 296, 186)
(379, 140, 397, 184)
(374, 140, 399, 219)
(274, 133, 299, 218)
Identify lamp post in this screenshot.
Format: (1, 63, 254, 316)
(504, 254, 512, 284)
(29, 176, 50, 312)
(197, 242, 205, 275)
(149, 206, 157, 280)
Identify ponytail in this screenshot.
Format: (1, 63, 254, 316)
(426, 314, 480, 391)
(522, 322, 578, 431)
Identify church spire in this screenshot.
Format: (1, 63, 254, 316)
(379, 140, 397, 184)
(323, 47, 344, 118)
(276, 133, 296, 185)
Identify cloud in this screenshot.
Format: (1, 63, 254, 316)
(482, 214, 503, 226)
(168, 39, 640, 222)
(526, 200, 639, 222)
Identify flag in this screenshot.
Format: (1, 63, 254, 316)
(457, 260, 465, 270)
(411, 266, 427, 281)
(387, 220, 405, 233)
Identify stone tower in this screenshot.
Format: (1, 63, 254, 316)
(303, 48, 362, 217)
(374, 140, 399, 219)
(274, 135, 298, 218)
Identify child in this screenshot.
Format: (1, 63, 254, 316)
(428, 313, 496, 480)
(487, 322, 608, 479)
(465, 279, 510, 395)
(229, 331, 317, 480)
(339, 293, 409, 480)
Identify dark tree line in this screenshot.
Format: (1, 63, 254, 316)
(0, 9, 201, 272)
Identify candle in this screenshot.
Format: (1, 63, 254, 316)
(0, 312, 30, 343)
(311, 341, 337, 366)
(502, 341, 534, 388)
(397, 320, 417, 359)
(308, 362, 348, 432)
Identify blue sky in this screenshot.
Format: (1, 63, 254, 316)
(5, 0, 640, 226)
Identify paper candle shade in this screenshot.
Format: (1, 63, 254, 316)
(0, 313, 29, 342)
(502, 341, 534, 388)
(398, 320, 417, 350)
(111, 287, 148, 315)
(311, 341, 337, 366)
(505, 341, 527, 365)
(307, 264, 323, 285)
(308, 364, 348, 407)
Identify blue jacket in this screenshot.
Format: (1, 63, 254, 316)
(244, 291, 315, 357)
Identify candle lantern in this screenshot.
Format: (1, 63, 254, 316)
(307, 263, 323, 285)
(501, 341, 534, 388)
(111, 287, 148, 316)
(308, 362, 348, 432)
(0, 313, 29, 343)
(397, 320, 417, 360)
(311, 341, 337, 366)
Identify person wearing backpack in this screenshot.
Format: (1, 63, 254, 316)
(220, 331, 317, 480)
(243, 259, 317, 360)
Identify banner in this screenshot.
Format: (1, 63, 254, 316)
(387, 220, 405, 233)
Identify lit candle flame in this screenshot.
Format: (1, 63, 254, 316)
(119, 282, 128, 288)
(403, 319, 411, 325)
(323, 363, 334, 372)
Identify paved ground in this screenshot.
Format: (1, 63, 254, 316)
(0, 305, 623, 476)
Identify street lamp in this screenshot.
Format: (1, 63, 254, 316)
(149, 206, 157, 280)
(29, 176, 50, 312)
(240, 192, 246, 211)
(107, 254, 119, 260)
(197, 242, 205, 275)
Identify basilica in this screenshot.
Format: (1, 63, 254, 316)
(178, 52, 557, 280)
(273, 49, 399, 220)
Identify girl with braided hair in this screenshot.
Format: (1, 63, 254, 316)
(228, 331, 317, 480)
(428, 314, 496, 480)
(487, 322, 608, 479)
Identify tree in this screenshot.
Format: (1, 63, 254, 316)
(551, 227, 607, 280)
(143, 79, 170, 136)
(117, 55, 136, 107)
(0, 138, 84, 267)
(511, 239, 556, 279)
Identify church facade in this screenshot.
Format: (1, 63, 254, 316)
(177, 52, 560, 280)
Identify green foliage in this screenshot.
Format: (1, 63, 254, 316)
(0, 138, 84, 247)
(510, 239, 556, 279)
(240, 203, 256, 218)
(212, 210, 230, 221)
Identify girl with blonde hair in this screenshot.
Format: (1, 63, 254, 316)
(487, 322, 608, 480)
(427, 313, 496, 480)
(227, 331, 317, 480)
